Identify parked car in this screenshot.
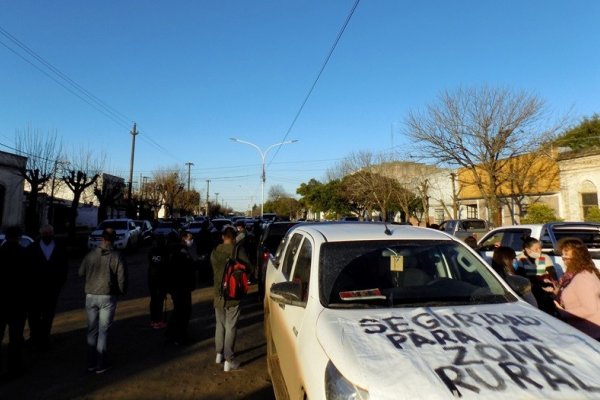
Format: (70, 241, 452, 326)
(478, 222, 600, 277)
(0, 233, 34, 248)
(439, 218, 493, 240)
(152, 221, 179, 239)
(261, 213, 278, 223)
(210, 218, 233, 233)
(133, 219, 153, 243)
(264, 221, 600, 400)
(88, 218, 140, 250)
(185, 221, 206, 235)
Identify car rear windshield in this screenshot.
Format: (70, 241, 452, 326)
(98, 221, 128, 230)
(552, 226, 600, 249)
(319, 240, 513, 308)
(462, 220, 487, 230)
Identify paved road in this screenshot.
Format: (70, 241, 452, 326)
(1, 245, 276, 400)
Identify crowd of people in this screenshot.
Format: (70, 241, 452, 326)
(3, 216, 600, 381)
(490, 236, 600, 341)
(0, 224, 68, 380)
(145, 219, 258, 371)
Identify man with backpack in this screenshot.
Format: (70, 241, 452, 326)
(210, 225, 252, 372)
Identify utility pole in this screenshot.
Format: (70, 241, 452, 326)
(185, 162, 194, 191)
(215, 192, 219, 205)
(128, 122, 138, 209)
(205, 179, 210, 216)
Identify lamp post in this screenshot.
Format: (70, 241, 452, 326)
(230, 138, 298, 218)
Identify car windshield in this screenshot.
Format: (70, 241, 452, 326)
(320, 240, 514, 309)
(98, 221, 128, 230)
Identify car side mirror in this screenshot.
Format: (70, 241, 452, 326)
(269, 281, 306, 308)
(504, 275, 532, 298)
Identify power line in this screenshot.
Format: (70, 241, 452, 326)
(0, 25, 181, 163)
(0, 25, 132, 127)
(269, 0, 361, 165)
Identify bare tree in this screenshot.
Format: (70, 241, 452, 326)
(14, 127, 63, 233)
(153, 168, 185, 218)
(404, 86, 562, 225)
(141, 180, 164, 220)
(62, 147, 104, 237)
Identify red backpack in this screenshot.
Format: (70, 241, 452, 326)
(221, 244, 250, 300)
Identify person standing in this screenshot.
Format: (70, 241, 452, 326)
(165, 231, 196, 345)
(544, 238, 600, 340)
(516, 237, 557, 315)
(147, 235, 170, 329)
(78, 227, 127, 373)
(211, 226, 251, 372)
(0, 226, 30, 380)
(492, 246, 537, 307)
(27, 224, 68, 350)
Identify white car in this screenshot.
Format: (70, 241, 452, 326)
(0, 233, 34, 247)
(88, 218, 140, 250)
(478, 222, 600, 277)
(264, 222, 600, 400)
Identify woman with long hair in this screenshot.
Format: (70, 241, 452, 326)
(544, 238, 600, 340)
(492, 246, 537, 307)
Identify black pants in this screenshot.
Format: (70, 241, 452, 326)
(0, 307, 26, 375)
(165, 290, 191, 343)
(28, 287, 61, 347)
(149, 283, 166, 323)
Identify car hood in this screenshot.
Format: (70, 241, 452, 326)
(316, 302, 600, 400)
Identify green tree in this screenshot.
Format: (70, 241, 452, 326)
(585, 207, 600, 223)
(296, 178, 350, 218)
(554, 114, 600, 150)
(521, 203, 562, 224)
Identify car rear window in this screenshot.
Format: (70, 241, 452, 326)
(552, 226, 600, 249)
(99, 221, 128, 230)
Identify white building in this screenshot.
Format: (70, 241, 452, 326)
(558, 149, 600, 221)
(0, 150, 27, 229)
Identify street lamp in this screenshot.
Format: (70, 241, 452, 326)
(230, 137, 298, 218)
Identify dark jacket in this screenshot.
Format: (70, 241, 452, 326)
(78, 245, 127, 296)
(167, 244, 196, 293)
(28, 239, 68, 292)
(0, 241, 30, 312)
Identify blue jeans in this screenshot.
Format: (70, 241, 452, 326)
(85, 294, 117, 368)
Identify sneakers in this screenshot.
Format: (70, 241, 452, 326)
(224, 359, 240, 372)
(95, 364, 112, 374)
(151, 321, 167, 329)
(215, 353, 224, 364)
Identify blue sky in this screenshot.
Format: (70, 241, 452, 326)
(1, 1, 599, 211)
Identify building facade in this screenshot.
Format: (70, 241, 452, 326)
(0, 150, 27, 229)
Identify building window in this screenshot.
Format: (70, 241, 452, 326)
(581, 181, 598, 220)
(435, 208, 444, 224)
(466, 204, 478, 219)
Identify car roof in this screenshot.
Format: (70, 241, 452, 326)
(288, 222, 454, 243)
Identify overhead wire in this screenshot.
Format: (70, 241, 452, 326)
(0, 24, 183, 164)
(268, 0, 361, 165)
